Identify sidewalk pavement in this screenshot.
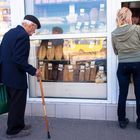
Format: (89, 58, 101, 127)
(0, 115, 140, 140)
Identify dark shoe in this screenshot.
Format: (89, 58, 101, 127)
(23, 124, 31, 130)
(136, 119, 140, 129)
(118, 118, 129, 129)
(136, 123, 140, 129)
(6, 129, 30, 138)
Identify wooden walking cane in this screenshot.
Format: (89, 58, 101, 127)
(39, 79, 51, 139)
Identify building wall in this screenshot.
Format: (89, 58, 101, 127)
(25, 102, 137, 122)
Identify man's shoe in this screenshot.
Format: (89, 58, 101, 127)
(6, 129, 30, 138)
(23, 124, 31, 130)
(118, 118, 129, 129)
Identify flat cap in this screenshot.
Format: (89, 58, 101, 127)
(24, 15, 41, 29)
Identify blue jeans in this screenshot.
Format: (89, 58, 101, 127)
(117, 62, 140, 122)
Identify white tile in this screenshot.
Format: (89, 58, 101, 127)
(80, 104, 106, 120)
(31, 102, 43, 116)
(31, 102, 56, 117)
(106, 104, 117, 121)
(106, 104, 134, 122)
(46, 103, 56, 117)
(126, 105, 134, 122)
(56, 103, 80, 119)
(25, 102, 32, 116)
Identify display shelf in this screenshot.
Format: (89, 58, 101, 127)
(38, 59, 70, 65)
(30, 33, 107, 40)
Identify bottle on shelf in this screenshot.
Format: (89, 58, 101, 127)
(75, 8, 89, 32)
(89, 8, 99, 31)
(98, 3, 106, 31)
(66, 4, 78, 33)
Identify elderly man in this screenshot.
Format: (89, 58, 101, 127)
(0, 15, 41, 138)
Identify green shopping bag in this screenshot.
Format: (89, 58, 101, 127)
(0, 84, 9, 115)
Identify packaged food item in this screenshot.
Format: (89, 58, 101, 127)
(63, 65, 69, 81)
(68, 65, 74, 82)
(46, 41, 55, 60)
(73, 64, 79, 82)
(58, 64, 64, 81)
(85, 62, 90, 81)
(52, 64, 58, 80)
(63, 65, 74, 81)
(48, 63, 53, 80)
(95, 66, 106, 83)
(45, 62, 48, 80)
(38, 61, 46, 80)
(79, 65, 85, 82)
(89, 61, 97, 82)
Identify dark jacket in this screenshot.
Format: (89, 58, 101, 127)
(0, 25, 36, 89)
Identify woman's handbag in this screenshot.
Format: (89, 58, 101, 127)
(0, 84, 9, 115)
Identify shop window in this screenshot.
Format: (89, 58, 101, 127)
(25, 0, 108, 99)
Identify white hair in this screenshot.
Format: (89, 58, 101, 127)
(22, 19, 34, 25)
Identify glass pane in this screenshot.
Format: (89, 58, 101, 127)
(25, 0, 107, 34)
(0, 0, 11, 36)
(29, 37, 107, 99)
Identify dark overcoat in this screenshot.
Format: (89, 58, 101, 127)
(0, 25, 36, 89)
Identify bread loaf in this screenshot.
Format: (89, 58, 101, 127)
(89, 61, 97, 82)
(46, 42, 55, 60)
(54, 45, 63, 60)
(63, 65, 74, 81)
(63, 65, 69, 81)
(85, 63, 90, 81)
(37, 41, 47, 60)
(48, 63, 53, 80)
(52, 64, 58, 80)
(79, 65, 85, 82)
(38, 62, 46, 80)
(58, 64, 64, 81)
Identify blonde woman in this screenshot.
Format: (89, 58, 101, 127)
(112, 7, 140, 129)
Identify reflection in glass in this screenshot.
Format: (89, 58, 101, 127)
(0, 0, 11, 36)
(25, 0, 107, 34)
